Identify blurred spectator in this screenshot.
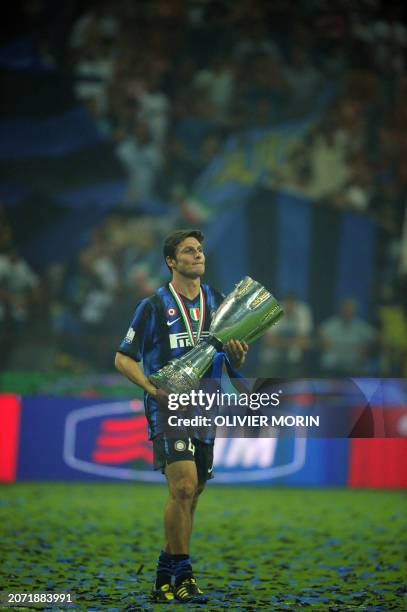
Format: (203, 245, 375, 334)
(304, 95, 369, 199)
(0, 248, 40, 370)
(135, 72, 170, 144)
(73, 28, 115, 114)
(74, 50, 114, 113)
(378, 294, 407, 377)
(351, 8, 407, 77)
(45, 262, 74, 336)
(193, 55, 236, 123)
(69, 2, 120, 52)
(118, 217, 163, 292)
(115, 120, 163, 205)
(319, 298, 376, 376)
(305, 121, 350, 198)
(0, 248, 40, 324)
(62, 249, 117, 370)
(81, 225, 119, 291)
(331, 153, 374, 212)
(259, 292, 313, 377)
(283, 46, 323, 115)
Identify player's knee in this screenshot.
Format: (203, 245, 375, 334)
(172, 478, 197, 502)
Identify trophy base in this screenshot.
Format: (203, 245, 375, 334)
(148, 343, 217, 395)
(148, 362, 200, 395)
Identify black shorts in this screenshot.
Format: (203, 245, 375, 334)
(152, 435, 214, 483)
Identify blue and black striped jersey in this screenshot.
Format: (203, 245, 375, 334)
(118, 283, 224, 440)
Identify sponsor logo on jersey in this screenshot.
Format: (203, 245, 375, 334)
(189, 307, 200, 321)
(124, 327, 135, 343)
(166, 307, 177, 317)
(166, 317, 181, 327)
(169, 330, 209, 349)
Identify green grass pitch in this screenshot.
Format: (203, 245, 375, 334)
(1, 483, 405, 611)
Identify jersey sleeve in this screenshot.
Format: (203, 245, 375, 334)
(213, 287, 225, 309)
(117, 298, 154, 362)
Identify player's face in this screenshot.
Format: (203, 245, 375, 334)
(169, 237, 205, 279)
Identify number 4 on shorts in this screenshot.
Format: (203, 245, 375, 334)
(188, 438, 195, 456)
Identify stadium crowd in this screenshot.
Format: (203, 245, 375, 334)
(0, 0, 406, 378)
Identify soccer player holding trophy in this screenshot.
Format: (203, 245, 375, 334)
(115, 229, 283, 603)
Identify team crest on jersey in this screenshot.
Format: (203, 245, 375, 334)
(166, 307, 177, 317)
(189, 307, 200, 321)
(174, 440, 186, 452)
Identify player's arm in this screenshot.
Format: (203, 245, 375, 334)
(115, 299, 162, 396)
(114, 352, 157, 395)
(115, 352, 169, 407)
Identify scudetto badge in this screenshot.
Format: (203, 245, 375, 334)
(189, 307, 200, 321)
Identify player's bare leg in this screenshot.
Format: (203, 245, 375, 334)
(159, 461, 207, 603)
(164, 460, 198, 553)
(152, 461, 198, 603)
(162, 476, 205, 551)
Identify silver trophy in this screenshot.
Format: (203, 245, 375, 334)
(149, 276, 284, 394)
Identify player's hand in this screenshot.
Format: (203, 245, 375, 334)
(156, 388, 170, 410)
(148, 384, 170, 409)
(224, 339, 248, 368)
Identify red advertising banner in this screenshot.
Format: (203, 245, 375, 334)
(349, 438, 407, 488)
(0, 394, 21, 482)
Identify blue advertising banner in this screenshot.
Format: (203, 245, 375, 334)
(2, 380, 404, 485)
(13, 395, 350, 485)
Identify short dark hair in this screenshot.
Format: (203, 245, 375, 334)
(163, 229, 204, 271)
